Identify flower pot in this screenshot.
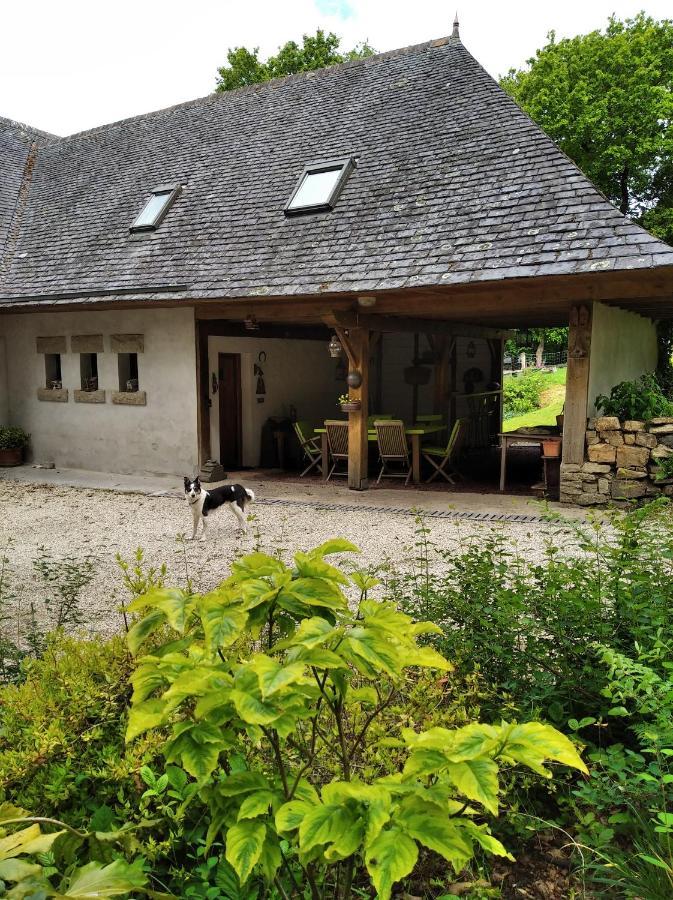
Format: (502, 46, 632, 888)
(556, 414, 564, 430)
(0, 447, 23, 466)
(340, 401, 361, 413)
(542, 438, 561, 457)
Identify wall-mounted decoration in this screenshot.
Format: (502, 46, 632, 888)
(254, 362, 266, 402)
(258, 351, 267, 364)
(211, 372, 219, 394)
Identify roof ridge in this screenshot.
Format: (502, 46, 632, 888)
(49, 33, 458, 142)
(0, 114, 58, 145)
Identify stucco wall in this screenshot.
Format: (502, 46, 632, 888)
(587, 302, 658, 414)
(0, 337, 8, 426)
(1, 307, 198, 475)
(208, 336, 337, 467)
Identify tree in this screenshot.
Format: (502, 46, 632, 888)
(216, 29, 375, 93)
(501, 14, 673, 245)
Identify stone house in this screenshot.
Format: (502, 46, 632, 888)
(1, 22, 672, 491)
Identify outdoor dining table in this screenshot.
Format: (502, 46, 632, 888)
(314, 423, 444, 484)
(498, 430, 560, 492)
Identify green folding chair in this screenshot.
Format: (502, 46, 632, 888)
(293, 420, 322, 477)
(422, 418, 468, 484)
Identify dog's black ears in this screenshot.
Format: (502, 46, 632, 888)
(183, 476, 191, 487)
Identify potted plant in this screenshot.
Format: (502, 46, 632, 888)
(0, 426, 30, 466)
(338, 393, 361, 413)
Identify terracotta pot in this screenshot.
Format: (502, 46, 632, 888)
(340, 401, 361, 413)
(0, 447, 23, 466)
(542, 438, 561, 457)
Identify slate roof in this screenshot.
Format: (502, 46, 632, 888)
(1, 34, 673, 305)
(0, 117, 54, 267)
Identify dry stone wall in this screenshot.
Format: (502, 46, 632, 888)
(560, 416, 673, 505)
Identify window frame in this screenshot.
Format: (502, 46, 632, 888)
(284, 157, 355, 216)
(130, 183, 181, 233)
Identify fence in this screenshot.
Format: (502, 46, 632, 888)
(504, 350, 567, 373)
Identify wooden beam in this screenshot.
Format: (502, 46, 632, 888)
(562, 303, 593, 466)
(347, 328, 369, 491)
(333, 326, 358, 371)
(332, 311, 515, 340)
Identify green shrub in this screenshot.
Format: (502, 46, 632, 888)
(125, 539, 586, 899)
(503, 371, 544, 418)
(595, 373, 673, 421)
(0, 427, 29, 450)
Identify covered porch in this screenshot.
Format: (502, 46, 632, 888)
(193, 266, 673, 495)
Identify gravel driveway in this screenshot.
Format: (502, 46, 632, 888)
(0, 479, 572, 640)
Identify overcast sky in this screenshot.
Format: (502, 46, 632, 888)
(1, 0, 670, 136)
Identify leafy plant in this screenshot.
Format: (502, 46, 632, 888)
(595, 373, 673, 421)
(0, 427, 29, 451)
(126, 539, 587, 899)
(654, 454, 673, 482)
(0, 801, 157, 898)
(503, 371, 544, 418)
(30, 547, 96, 649)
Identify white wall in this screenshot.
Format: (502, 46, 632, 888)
(1, 307, 198, 475)
(0, 336, 8, 426)
(208, 336, 337, 466)
(587, 302, 658, 414)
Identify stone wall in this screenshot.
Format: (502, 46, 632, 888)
(560, 416, 673, 505)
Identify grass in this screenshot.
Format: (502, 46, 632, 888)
(503, 366, 566, 432)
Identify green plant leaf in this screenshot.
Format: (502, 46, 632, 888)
(282, 577, 348, 613)
(225, 820, 266, 885)
(127, 609, 166, 655)
(125, 699, 167, 743)
(276, 800, 312, 833)
(218, 772, 271, 797)
(364, 828, 418, 900)
(62, 858, 147, 897)
(249, 655, 306, 698)
(497, 722, 589, 776)
(0, 858, 42, 882)
(446, 758, 500, 814)
(309, 538, 360, 558)
(231, 553, 286, 578)
(276, 616, 340, 650)
(397, 809, 473, 872)
(237, 790, 274, 820)
(343, 628, 401, 678)
(298, 804, 342, 852)
(128, 588, 191, 633)
(200, 598, 248, 652)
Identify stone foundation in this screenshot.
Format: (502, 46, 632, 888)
(560, 415, 673, 505)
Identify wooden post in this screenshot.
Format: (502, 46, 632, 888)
(346, 327, 369, 490)
(432, 336, 450, 415)
(195, 318, 211, 468)
(562, 303, 593, 465)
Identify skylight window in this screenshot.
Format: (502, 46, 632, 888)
(130, 184, 181, 233)
(285, 158, 354, 215)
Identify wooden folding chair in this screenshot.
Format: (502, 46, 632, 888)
(422, 418, 468, 484)
(324, 420, 349, 481)
(374, 419, 412, 485)
(293, 420, 322, 477)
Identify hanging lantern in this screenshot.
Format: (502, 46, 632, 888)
(328, 334, 342, 358)
(466, 340, 476, 359)
(244, 314, 260, 332)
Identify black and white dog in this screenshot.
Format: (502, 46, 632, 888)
(183, 477, 255, 539)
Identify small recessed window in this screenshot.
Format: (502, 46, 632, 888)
(284, 158, 354, 215)
(45, 353, 62, 389)
(118, 353, 139, 391)
(80, 353, 98, 391)
(130, 184, 181, 232)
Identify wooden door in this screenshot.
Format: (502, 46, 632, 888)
(218, 353, 242, 468)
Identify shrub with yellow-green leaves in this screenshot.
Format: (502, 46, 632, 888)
(126, 539, 588, 900)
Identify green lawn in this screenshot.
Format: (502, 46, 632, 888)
(503, 367, 566, 432)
